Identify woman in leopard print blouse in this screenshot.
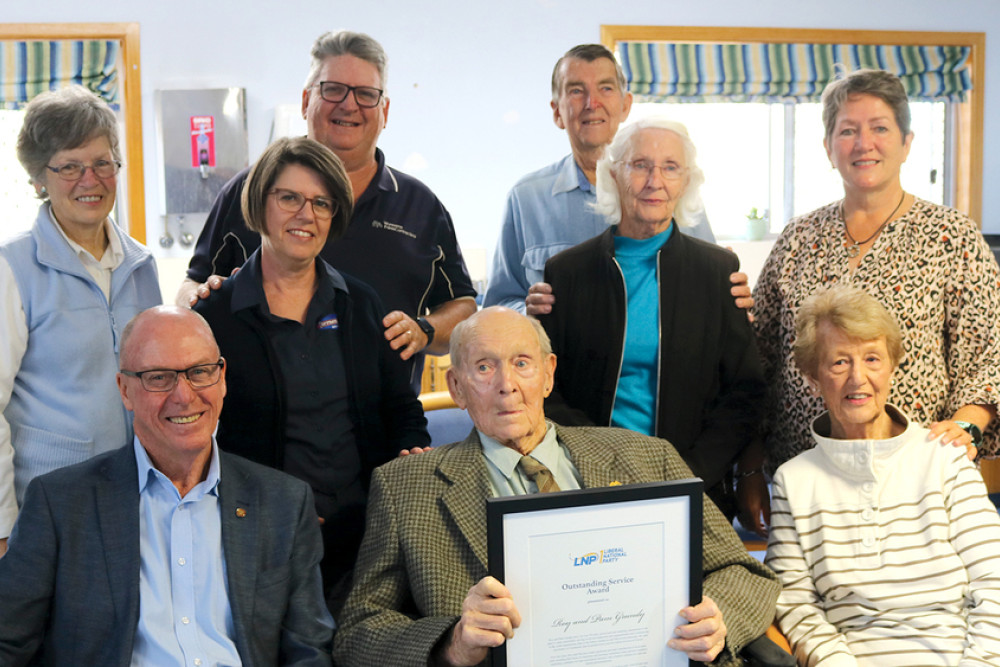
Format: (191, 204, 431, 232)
(741, 69, 1000, 535)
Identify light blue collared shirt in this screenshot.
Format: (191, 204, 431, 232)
(480, 422, 583, 496)
(131, 437, 242, 667)
(484, 154, 716, 312)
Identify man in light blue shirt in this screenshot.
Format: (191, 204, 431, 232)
(0, 306, 332, 666)
(484, 44, 720, 314)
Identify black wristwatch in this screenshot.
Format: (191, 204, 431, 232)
(416, 317, 435, 346)
(955, 421, 984, 449)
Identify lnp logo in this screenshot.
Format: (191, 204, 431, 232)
(572, 547, 628, 566)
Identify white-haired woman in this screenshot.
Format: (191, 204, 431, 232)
(766, 285, 1000, 665)
(538, 116, 765, 518)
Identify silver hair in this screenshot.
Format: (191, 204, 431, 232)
(303, 30, 388, 90)
(16, 85, 121, 195)
(591, 116, 705, 228)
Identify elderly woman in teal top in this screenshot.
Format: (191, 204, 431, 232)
(539, 116, 765, 518)
(0, 86, 161, 556)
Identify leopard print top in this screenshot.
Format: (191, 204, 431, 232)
(753, 198, 1000, 471)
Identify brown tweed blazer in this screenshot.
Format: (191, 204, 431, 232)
(334, 424, 779, 667)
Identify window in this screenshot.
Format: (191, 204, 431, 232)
(0, 23, 145, 243)
(602, 26, 984, 238)
(629, 100, 946, 239)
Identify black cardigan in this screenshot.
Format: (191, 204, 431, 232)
(194, 252, 429, 490)
(540, 226, 765, 499)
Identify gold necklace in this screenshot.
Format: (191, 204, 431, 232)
(842, 192, 905, 258)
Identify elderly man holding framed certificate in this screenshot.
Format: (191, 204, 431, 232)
(334, 307, 780, 667)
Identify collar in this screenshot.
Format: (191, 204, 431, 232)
(48, 204, 123, 270)
(552, 153, 593, 196)
(230, 248, 349, 315)
(134, 435, 222, 500)
(480, 422, 559, 479)
(357, 147, 398, 205)
(811, 404, 918, 479)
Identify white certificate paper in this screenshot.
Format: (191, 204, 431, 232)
(488, 482, 700, 667)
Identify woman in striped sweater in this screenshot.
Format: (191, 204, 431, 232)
(765, 285, 1000, 666)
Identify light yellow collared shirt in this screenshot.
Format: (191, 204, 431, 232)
(50, 208, 123, 301)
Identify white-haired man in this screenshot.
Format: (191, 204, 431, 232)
(334, 307, 779, 667)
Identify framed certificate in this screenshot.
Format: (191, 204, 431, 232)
(487, 479, 703, 667)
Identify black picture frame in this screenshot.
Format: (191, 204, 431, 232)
(487, 479, 703, 667)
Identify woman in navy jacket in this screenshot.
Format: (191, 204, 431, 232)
(195, 137, 428, 616)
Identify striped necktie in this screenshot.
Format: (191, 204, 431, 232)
(519, 455, 561, 494)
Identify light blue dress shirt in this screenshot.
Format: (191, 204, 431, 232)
(611, 225, 673, 435)
(484, 154, 715, 312)
(480, 422, 583, 496)
(131, 437, 242, 667)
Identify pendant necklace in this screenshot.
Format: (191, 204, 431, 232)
(842, 192, 905, 258)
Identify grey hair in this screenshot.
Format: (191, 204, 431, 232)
(16, 85, 121, 195)
(821, 68, 911, 145)
(304, 30, 388, 90)
(449, 307, 553, 369)
(592, 116, 705, 228)
(551, 43, 627, 103)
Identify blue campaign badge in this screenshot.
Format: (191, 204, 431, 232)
(317, 313, 339, 330)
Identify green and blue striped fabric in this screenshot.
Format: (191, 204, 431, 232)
(0, 40, 120, 109)
(618, 41, 971, 103)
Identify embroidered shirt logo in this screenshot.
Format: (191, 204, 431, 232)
(371, 220, 417, 239)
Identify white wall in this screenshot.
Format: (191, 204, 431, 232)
(7, 0, 1000, 289)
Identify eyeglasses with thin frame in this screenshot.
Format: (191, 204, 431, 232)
(314, 81, 384, 108)
(45, 159, 122, 181)
(121, 359, 225, 392)
(618, 160, 688, 181)
(268, 188, 338, 221)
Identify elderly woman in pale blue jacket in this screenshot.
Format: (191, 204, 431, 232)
(0, 86, 161, 555)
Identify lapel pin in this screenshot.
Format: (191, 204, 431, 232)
(235, 507, 247, 518)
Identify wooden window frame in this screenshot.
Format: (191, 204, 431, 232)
(602, 26, 985, 224)
(0, 22, 146, 242)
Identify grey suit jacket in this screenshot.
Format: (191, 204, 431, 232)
(0, 443, 333, 667)
(334, 425, 779, 667)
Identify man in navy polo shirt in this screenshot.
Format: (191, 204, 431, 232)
(178, 30, 476, 386)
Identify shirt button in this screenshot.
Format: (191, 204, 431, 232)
(194, 660, 202, 666)
(862, 536, 874, 547)
(857, 452, 868, 464)
(861, 508, 874, 521)
(178, 557, 187, 566)
(862, 482, 874, 493)
(181, 616, 190, 625)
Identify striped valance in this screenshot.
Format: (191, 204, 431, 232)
(617, 42, 972, 103)
(0, 40, 120, 109)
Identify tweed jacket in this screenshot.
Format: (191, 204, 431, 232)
(0, 444, 333, 666)
(334, 424, 779, 667)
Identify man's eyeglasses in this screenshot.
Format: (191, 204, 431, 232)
(268, 189, 338, 221)
(45, 159, 122, 181)
(314, 81, 384, 108)
(121, 359, 225, 392)
(619, 160, 688, 181)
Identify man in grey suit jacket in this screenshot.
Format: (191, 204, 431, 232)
(334, 306, 778, 667)
(0, 306, 333, 666)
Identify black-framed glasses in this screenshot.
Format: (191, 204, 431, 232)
(121, 359, 225, 392)
(45, 159, 122, 181)
(268, 188, 338, 221)
(314, 81, 384, 108)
